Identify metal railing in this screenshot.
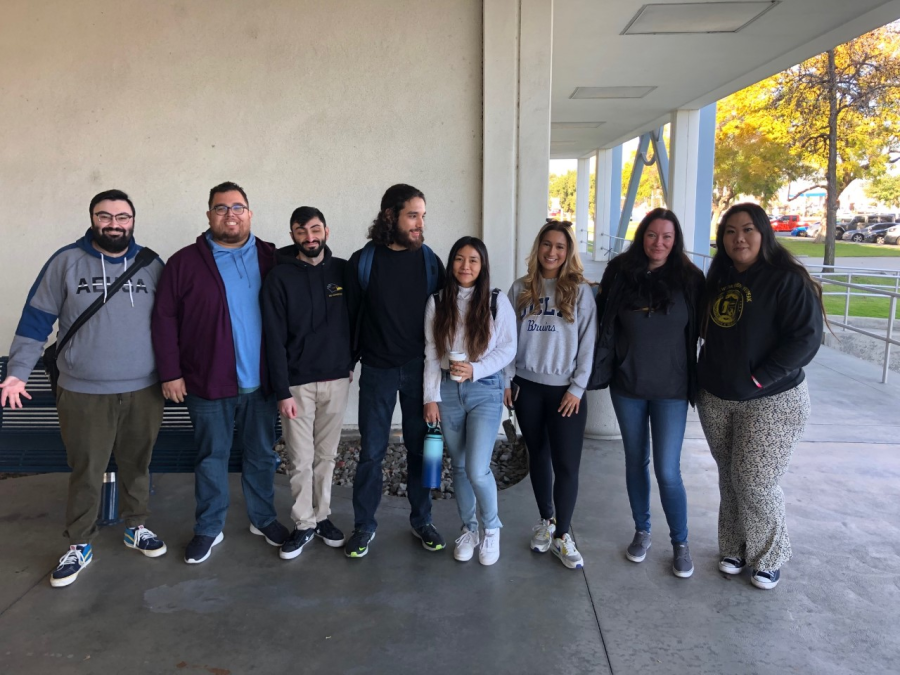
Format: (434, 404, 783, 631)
(595, 233, 714, 271)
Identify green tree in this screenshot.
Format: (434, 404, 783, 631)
(549, 169, 596, 220)
(865, 173, 900, 208)
(771, 26, 900, 265)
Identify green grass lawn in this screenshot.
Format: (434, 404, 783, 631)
(779, 239, 900, 258)
(818, 274, 900, 319)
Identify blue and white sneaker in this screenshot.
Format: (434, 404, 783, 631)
(751, 568, 781, 590)
(124, 525, 167, 558)
(50, 544, 92, 588)
(551, 533, 584, 569)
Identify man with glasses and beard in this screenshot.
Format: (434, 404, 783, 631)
(260, 207, 353, 560)
(152, 181, 289, 565)
(342, 184, 446, 558)
(0, 189, 167, 588)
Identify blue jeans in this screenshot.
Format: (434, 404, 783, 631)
(353, 358, 431, 533)
(610, 390, 689, 545)
(186, 389, 279, 537)
(438, 373, 504, 532)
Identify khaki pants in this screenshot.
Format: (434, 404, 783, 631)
(282, 378, 351, 530)
(57, 384, 165, 544)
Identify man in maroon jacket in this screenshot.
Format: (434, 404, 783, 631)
(152, 181, 289, 564)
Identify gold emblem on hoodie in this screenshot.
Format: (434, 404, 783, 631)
(710, 283, 752, 328)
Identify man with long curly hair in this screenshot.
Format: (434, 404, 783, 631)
(343, 184, 446, 558)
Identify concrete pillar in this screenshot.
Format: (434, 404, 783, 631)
(515, 0, 553, 277)
(668, 109, 701, 255)
(584, 388, 621, 440)
(482, 0, 520, 291)
(693, 102, 717, 259)
(592, 145, 622, 261)
(575, 156, 591, 253)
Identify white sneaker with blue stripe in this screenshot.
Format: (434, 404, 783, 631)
(124, 525, 167, 557)
(50, 543, 92, 588)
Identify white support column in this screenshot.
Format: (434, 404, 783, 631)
(515, 0, 553, 277)
(482, 0, 520, 290)
(592, 145, 622, 261)
(668, 109, 701, 253)
(575, 156, 590, 253)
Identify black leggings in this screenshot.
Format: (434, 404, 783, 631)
(514, 376, 587, 537)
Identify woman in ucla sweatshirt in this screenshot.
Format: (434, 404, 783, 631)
(698, 203, 824, 591)
(505, 220, 598, 570)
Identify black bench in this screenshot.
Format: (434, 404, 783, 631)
(0, 356, 280, 524)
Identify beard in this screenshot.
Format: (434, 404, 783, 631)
(92, 224, 133, 253)
(297, 241, 325, 258)
(394, 227, 424, 250)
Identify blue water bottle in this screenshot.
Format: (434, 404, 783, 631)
(422, 423, 444, 489)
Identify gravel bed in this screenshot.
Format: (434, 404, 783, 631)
(275, 436, 528, 499)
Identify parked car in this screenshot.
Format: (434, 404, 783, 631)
(790, 222, 822, 238)
(772, 215, 802, 232)
(883, 224, 900, 245)
(842, 221, 897, 244)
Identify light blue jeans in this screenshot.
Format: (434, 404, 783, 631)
(438, 373, 504, 532)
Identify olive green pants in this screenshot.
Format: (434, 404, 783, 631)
(56, 384, 164, 544)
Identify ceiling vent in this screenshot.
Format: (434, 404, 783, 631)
(569, 86, 656, 99)
(552, 122, 606, 129)
(622, 1, 779, 35)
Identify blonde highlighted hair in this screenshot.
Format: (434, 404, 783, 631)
(516, 220, 585, 323)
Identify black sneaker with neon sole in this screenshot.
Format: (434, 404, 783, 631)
(411, 523, 446, 551)
(344, 530, 375, 558)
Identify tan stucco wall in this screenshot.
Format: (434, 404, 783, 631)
(1, 0, 482, 419)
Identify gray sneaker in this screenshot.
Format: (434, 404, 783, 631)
(673, 544, 694, 578)
(626, 530, 651, 562)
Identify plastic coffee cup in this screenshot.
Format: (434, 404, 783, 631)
(449, 351, 467, 382)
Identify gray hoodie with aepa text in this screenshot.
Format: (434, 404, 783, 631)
(505, 277, 598, 398)
(7, 230, 164, 394)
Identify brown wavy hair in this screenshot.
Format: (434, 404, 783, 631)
(516, 220, 585, 323)
(367, 183, 425, 247)
(433, 237, 493, 362)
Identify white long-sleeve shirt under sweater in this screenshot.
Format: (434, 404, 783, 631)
(504, 277, 598, 399)
(424, 285, 518, 404)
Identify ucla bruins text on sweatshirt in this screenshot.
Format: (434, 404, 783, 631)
(698, 260, 823, 401)
(505, 277, 598, 398)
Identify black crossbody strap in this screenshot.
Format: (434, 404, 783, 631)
(56, 247, 158, 354)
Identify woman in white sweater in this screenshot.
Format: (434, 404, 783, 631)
(424, 237, 517, 565)
(505, 220, 598, 570)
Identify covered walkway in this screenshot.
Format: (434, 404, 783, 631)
(1, 344, 897, 674)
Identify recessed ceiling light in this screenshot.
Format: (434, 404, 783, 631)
(622, 1, 778, 35)
(570, 86, 656, 99)
(552, 122, 606, 129)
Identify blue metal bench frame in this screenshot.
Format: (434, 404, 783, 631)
(0, 356, 279, 525)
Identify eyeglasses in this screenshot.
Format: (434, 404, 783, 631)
(94, 212, 134, 225)
(211, 204, 248, 216)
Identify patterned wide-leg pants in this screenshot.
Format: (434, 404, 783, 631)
(697, 381, 810, 572)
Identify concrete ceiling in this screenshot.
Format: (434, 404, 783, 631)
(551, 0, 900, 158)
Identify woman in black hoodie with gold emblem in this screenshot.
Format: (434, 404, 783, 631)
(698, 203, 824, 591)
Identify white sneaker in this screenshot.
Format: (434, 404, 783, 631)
(551, 533, 584, 569)
(479, 528, 500, 566)
(530, 518, 556, 553)
(454, 528, 480, 562)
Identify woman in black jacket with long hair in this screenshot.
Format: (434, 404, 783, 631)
(594, 208, 704, 578)
(698, 203, 824, 590)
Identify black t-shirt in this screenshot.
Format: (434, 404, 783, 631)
(347, 245, 445, 368)
(612, 290, 689, 400)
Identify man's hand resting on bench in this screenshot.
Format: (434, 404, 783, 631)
(162, 378, 187, 403)
(0, 376, 31, 409)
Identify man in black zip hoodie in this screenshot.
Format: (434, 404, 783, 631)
(261, 206, 353, 560)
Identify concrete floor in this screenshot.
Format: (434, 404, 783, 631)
(0, 346, 898, 674)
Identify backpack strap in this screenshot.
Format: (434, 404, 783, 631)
(422, 244, 438, 296)
(490, 288, 500, 320)
(357, 241, 376, 292)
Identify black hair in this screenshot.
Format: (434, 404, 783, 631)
(208, 181, 249, 208)
(708, 202, 826, 316)
(367, 183, 425, 246)
(89, 189, 135, 219)
(608, 207, 700, 311)
(290, 206, 326, 229)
